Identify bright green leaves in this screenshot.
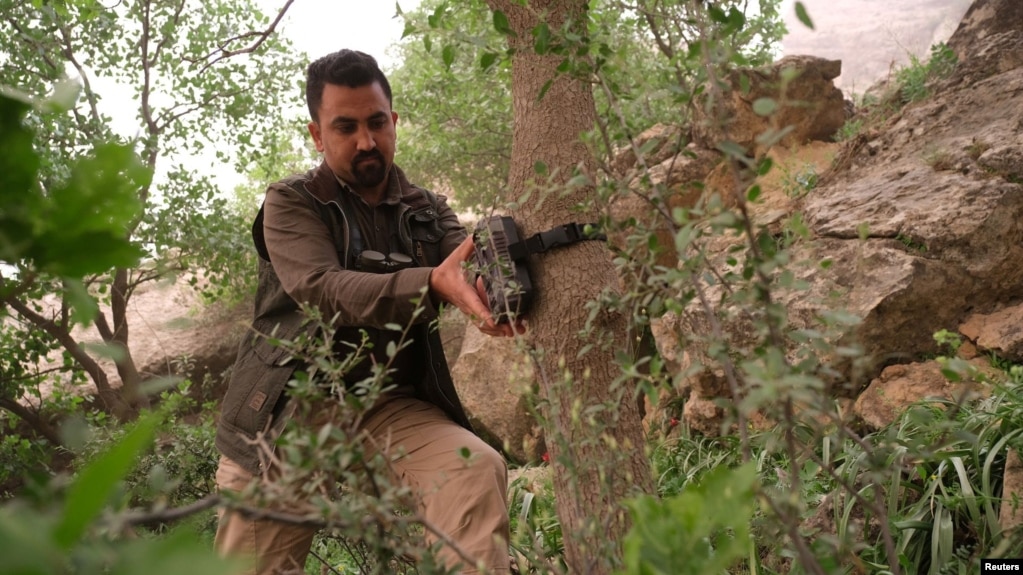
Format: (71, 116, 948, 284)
(492, 9, 513, 36)
(53, 416, 158, 548)
(0, 415, 240, 575)
(33, 142, 147, 276)
(794, 2, 815, 30)
(619, 463, 757, 575)
(0, 91, 146, 278)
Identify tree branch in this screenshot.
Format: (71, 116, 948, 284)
(186, 0, 296, 77)
(4, 293, 131, 419)
(0, 395, 63, 446)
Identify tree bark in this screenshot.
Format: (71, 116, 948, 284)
(6, 296, 134, 420)
(0, 397, 63, 447)
(483, 1, 655, 572)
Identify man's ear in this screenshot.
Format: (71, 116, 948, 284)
(308, 121, 324, 152)
(391, 111, 398, 126)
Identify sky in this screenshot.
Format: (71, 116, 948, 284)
(262, 0, 422, 69)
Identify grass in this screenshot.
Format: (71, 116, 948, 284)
(894, 43, 958, 105)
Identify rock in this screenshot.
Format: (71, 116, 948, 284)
(959, 304, 1023, 362)
(692, 55, 847, 152)
(449, 325, 541, 464)
(852, 360, 992, 430)
(607, 141, 721, 270)
(1000, 449, 1023, 534)
(782, 0, 973, 93)
(947, 0, 1023, 62)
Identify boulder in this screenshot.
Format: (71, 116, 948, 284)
(449, 326, 541, 464)
(692, 55, 847, 152)
(852, 360, 992, 430)
(959, 304, 1023, 362)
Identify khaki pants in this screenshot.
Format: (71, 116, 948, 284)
(214, 396, 510, 574)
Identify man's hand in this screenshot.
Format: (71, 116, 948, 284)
(429, 236, 524, 338)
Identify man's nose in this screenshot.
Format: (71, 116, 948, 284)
(356, 126, 376, 151)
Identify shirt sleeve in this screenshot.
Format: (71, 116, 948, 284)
(261, 184, 440, 328)
(434, 192, 469, 259)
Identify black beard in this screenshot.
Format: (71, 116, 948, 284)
(352, 152, 387, 188)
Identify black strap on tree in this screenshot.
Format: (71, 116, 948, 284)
(506, 222, 606, 261)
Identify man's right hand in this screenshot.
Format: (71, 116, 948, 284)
(428, 236, 520, 338)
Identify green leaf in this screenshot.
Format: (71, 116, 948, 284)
(747, 184, 762, 202)
(65, 278, 100, 326)
(492, 10, 512, 35)
(442, 44, 455, 69)
(480, 52, 498, 70)
(794, 2, 815, 30)
(716, 140, 749, 161)
(622, 463, 757, 574)
(532, 22, 550, 54)
(537, 79, 553, 102)
(752, 97, 777, 116)
(53, 415, 158, 549)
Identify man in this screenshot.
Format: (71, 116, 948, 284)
(214, 49, 515, 574)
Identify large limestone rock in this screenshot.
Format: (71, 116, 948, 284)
(449, 326, 541, 464)
(692, 55, 847, 152)
(852, 360, 991, 430)
(662, 3, 1023, 435)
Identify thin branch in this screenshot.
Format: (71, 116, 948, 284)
(121, 494, 222, 527)
(5, 17, 62, 74)
(148, 0, 186, 64)
(156, 87, 248, 131)
(186, 0, 295, 77)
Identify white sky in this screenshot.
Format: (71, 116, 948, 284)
(262, 0, 421, 69)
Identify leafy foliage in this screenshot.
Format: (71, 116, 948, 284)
(620, 463, 757, 575)
(0, 90, 146, 277)
(392, 0, 786, 212)
(894, 42, 958, 104)
(0, 0, 301, 439)
(0, 415, 238, 575)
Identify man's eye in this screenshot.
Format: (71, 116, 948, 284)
(337, 125, 356, 133)
(370, 120, 387, 130)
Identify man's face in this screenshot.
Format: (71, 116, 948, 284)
(308, 81, 398, 193)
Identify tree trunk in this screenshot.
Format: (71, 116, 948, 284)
(108, 268, 148, 410)
(484, 1, 655, 572)
(0, 397, 63, 447)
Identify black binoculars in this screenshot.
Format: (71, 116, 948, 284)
(356, 250, 414, 273)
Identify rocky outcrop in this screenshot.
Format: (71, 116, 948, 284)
(650, 0, 1023, 437)
(692, 55, 847, 152)
(852, 360, 992, 430)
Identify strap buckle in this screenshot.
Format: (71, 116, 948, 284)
(512, 222, 605, 258)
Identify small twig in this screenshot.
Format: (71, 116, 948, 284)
(186, 0, 295, 76)
(121, 493, 222, 527)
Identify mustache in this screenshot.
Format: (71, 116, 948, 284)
(353, 150, 384, 163)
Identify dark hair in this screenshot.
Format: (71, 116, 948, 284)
(305, 49, 393, 122)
